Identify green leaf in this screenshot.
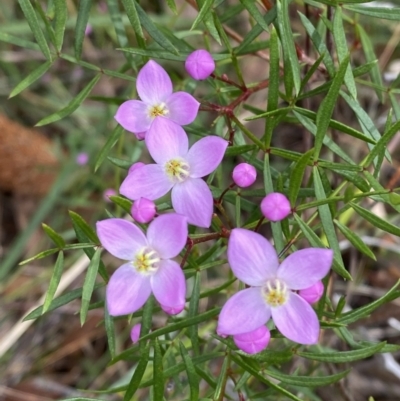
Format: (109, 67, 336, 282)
(192, 0, 215, 30)
(80, 247, 101, 325)
(41, 223, 66, 248)
(107, 156, 133, 170)
(288, 149, 313, 207)
(153, 338, 164, 400)
(179, 342, 200, 401)
(69, 211, 99, 243)
(166, 0, 177, 13)
(213, 353, 230, 400)
(350, 202, 400, 236)
(313, 55, 349, 160)
(9, 60, 53, 98)
(0, 31, 41, 51)
(109, 195, 133, 214)
(36, 74, 101, 126)
(121, 0, 144, 38)
(74, 0, 93, 59)
(333, 7, 357, 99)
(239, 0, 270, 32)
(42, 251, 64, 313)
(135, 2, 179, 55)
(298, 342, 386, 363)
(225, 144, 257, 156)
(17, 0, 52, 59)
(53, 0, 67, 52)
(345, 5, 400, 20)
(94, 125, 124, 172)
(188, 271, 201, 355)
(19, 248, 59, 265)
(104, 304, 116, 359)
(334, 219, 376, 260)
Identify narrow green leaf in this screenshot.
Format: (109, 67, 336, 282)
(350, 202, 400, 236)
(17, 0, 51, 59)
(36, 74, 101, 126)
(94, 125, 124, 172)
(104, 303, 116, 359)
(225, 144, 257, 156)
(53, 0, 67, 51)
(69, 211, 99, 243)
(334, 219, 376, 260)
(179, 343, 200, 401)
(80, 247, 101, 325)
(314, 55, 349, 160)
(299, 342, 386, 363)
(153, 338, 164, 400)
(107, 156, 133, 170)
(239, 0, 270, 32)
(192, 0, 215, 30)
(9, 60, 53, 98)
(42, 251, 64, 313)
(166, 0, 177, 13)
(19, 248, 59, 265)
(109, 195, 133, 214)
(333, 7, 357, 98)
(188, 271, 201, 355)
(300, 52, 325, 93)
(213, 353, 229, 400)
(0, 31, 41, 51)
(42, 223, 66, 248)
(135, 2, 179, 55)
(121, 0, 144, 38)
(74, 0, 93, 59)
(345, 5, 400, 20)
(288, 149, 313, 207)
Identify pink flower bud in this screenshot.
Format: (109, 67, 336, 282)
(128, 162, 145, 175)
(130, 323, 141, 343)
(131, 197, 156, 224)
(134, 131, 146, 141)
(299, 281, 324, 304)
(233, 326, 270, 354)
(76, 152, 89, 166)
(103, 188, 117, 203)
(185, 49, 215, 80)
(232, 163, 257, 188)
(261, 192, 291, 222)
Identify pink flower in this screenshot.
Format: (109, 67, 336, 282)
(261, 192, 291, 222)
(233, 326, 270, 354)
(299, 281, 324, 304)
(232, 162, 257, 188)
(120, 119, 228, 228)
(185, 50, 215, 80)
(130, 323, 141, 343)
(76, 152, 89, 166)
(103, 188, 117, 202)
(115, 60, 200, 139)
(217, 229, 333, 344)
(131, 197, 156, 224)
(97, 214, 188, 316)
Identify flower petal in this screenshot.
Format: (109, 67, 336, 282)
(130, 323, 141, 343)
(106, 263, 152, 316)
(96, 219, 147, 260)
(151, 260, 186, 314)
(120, 164, 173, 201)
(227, 228, 279, 286)
(166, 92, 200, 125)
(145, 118, 189, 164)
(217, 287, 271, 336)
(277, 248, 333, 290)
(187, 136, 228, 178)
(114, 100, 152, 133)
(233, 325, 271, 354)
(147, 214, 188, 259)
(136, 60, 172, 104)
(172, 178, 213, 228)
(272, 291, 320, 344)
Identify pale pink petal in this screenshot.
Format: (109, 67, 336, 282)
(130, 323, 141, 343)
(166, 92, 200, 125)
(185, 50, 215, 80)
(96, 219, 147, 260)
(272, 291, 320, 344)
(145, 118, 188, 164)
(233, 325, 271, 354)
(171, 178, 213, 228)
(151, 260, 186, 314)
(277, 248, 333, 290)
(186, 136, 228, 178)
(217, 288, 271, 336)
(160, 304, 184, 315)
(114, 100, 152, 133)
(106, 263, 152, 316)
(147, 214, 188, 259)
(136, 60, 172, 104)
(228, 228, 278, 286)
(120, 164, 173, 201)
(299, 281, 324, 304)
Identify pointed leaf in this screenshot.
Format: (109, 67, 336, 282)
(104, 303, 116, 359)
(94, 125, 124, 172)
(42, 223, 66, 248)
(179, 342, 200, 401)
(239, 0, 270, 32)
(121, 0, 144, 38)
(345, 5, 400, 20)
(42, 251, 64, 313)
(288, 149, 313, 207)
(74, 0, 93, 59)
(153, 338, 164, 400)
(54, 0, 67, 52)
(192, 0, 215, 30)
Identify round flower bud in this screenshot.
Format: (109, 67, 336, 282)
(129, 162, 145, 175)
(233, 326, 270, 354)
(131, 197, 156, 224)
(130, 323, 141, 343)
(232, 163, 257, 188)
(185, 49, 215, 80)
(76, 152, 89, 166)
(103, 188, 117, 203)
(299, 281, 324, 304)
(261, 192, 291, 222)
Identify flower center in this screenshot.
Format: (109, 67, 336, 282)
(148, 103, 169, 118)
(165, 158, 190, 183)
(133, 247, 160, 275)
(262, 278, 288, 307)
